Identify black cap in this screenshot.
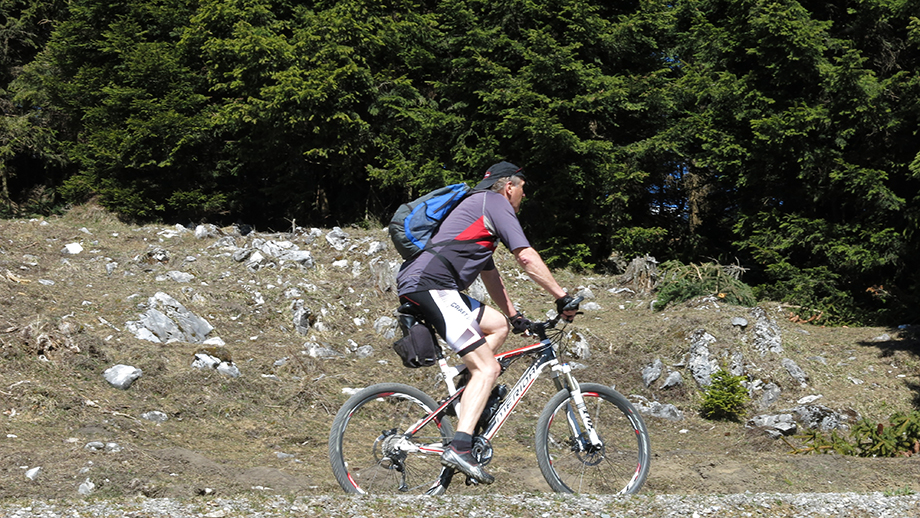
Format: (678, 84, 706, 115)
(473, 161, 526, 191)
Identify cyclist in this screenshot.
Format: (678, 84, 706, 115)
(396, 161, 579, 484)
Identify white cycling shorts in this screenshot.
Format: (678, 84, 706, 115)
(399, 290, 487, 356)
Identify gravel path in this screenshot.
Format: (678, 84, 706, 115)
(2, 493, 919, 517)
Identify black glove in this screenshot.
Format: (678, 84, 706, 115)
(509, 313, 532, 335)
(556, 295, 579, 322)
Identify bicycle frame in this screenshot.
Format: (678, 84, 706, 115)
(400, 332, 600, 457)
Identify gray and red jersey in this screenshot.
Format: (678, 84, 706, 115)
(396, 190, 530, 294)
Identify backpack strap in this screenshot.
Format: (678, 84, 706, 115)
(423, 192, 499, 289)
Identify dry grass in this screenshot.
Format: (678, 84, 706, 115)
(1, 206, 919, 500)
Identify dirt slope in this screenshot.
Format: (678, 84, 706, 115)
(1, 205, 919, 501)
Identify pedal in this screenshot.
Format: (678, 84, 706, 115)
(464, 476, 479, 486)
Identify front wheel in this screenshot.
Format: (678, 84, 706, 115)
(328, 383, 453, 494)
(535, 383, 650, 494)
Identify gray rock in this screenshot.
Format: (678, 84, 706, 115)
(191, 353, 240, 378)
(141, 411, 168, 423)
(148, 292, 213, 343)
(687, 329, 717, 387)
(731, 317, 748, 328)
(247, 250, 267, 271)
(354, 345, 374, 359)
(277, 249, 314, 268)
(128, 308, 180, 343)
(750, 307, 783, 355)
(783, 358, 809, 387)
(231, 249, 252, 262)
(374, 316, 397, 340)
(365, 241, 387, 256)
(305, 342, 342, 359)
(283, 287, 303, 299)
(468, 276, 488, 302)
(369, 257, 399, 293)
(25, 466, 41, 480)
(78, 478, 95, 495)
(569, 331, 590, 359)
(747, 413, 798, 438)
(152, 247, 171, 262)
(659, 371, 683, 390)
(253, 239, 315, 268)
(105, 442, 123, 453)
(217, 362, 241, 378)
(291, 299, 313, 336)
(642, 359, 663, 387)
(631, 396, 684, 421)
(325, 227, 350, 251)
(759, 382, 782, 408)
(164, 271, 195, 283)
(647, 402, 684, 421)
(575, 287, 595, 299)
(62, 243, 83, 255)
(797, 395, 823, 405)
(194, 224, 220, 239)
(192, 353, 221, 370)
(793, 404, 851, 431)
(103, 364, 142, 389)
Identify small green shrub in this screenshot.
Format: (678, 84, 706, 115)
(851, 411, 920, 457)
(784, 429, 856, 455)
(654, 261, 756, 311)
(787, 410, 920, 458)
(699, 369, 749, 421)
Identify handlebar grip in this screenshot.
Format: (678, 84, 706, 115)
(564, 296, 584, 311)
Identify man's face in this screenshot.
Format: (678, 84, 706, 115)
(507, 178, 526, 212)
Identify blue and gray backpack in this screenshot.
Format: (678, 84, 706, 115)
(388, 182, 471, 260)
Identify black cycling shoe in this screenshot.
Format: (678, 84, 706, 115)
(441, 446, 494, 485)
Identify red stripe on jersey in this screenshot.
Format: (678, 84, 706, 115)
(454, 216, 496, 250)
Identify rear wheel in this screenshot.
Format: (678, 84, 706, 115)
(328, 383, 453, 494)
(535, 383, 650, 494)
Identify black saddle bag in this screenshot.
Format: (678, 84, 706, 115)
(393, 304, 439, 368)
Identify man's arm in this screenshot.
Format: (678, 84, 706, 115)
(480, 267, 516, 317)
(513, 247, 568, 300)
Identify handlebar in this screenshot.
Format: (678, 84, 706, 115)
(526, 296, 584, 341)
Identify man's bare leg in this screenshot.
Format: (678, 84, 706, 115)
(441, 306, 508, 483)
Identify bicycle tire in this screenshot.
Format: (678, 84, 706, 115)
(328, 382, 454, 494)
(535, 383, 650, 494)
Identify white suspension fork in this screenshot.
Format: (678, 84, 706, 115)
(553, 363, 603, 448)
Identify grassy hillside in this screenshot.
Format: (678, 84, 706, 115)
(1, 204, 919, 500)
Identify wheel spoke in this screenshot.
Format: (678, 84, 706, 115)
(330, 384, 453, 495)
(536, 384, 650, 494)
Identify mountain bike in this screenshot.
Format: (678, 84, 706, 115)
(328, 299, 651, 495)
